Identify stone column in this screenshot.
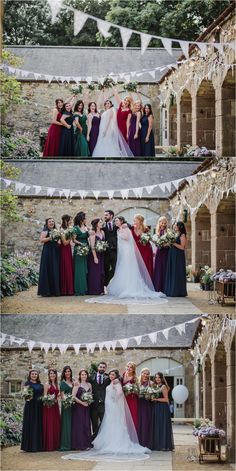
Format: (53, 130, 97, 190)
(226, 343, 235, 462)
(190, 213, 197, 272)
(211, 353, 216, 425)
(210, 208, 217, 272)
(191, 91, 197, 147)
(214, 82, 223, 157)
(176, 96, 181, 148)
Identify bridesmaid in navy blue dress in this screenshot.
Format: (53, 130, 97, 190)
(88, 218, 105, 295)
(38, 217, 60, 297)
(165, 221, 187, 297)
(140, 104, 155, 157)
(151, 372, 174, 451)
(59, 102, 75, 157)
(71, 369, 92, 450)
(87, 102, 101, 155)
(138, 368, 153, 449)
(153, 216, 170, 293)
(21, 370, 43, 452)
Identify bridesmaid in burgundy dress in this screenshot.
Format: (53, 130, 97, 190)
(122, 362, 139, 431)
(131, 214, 153, 279)
(153, 216, 169, 293)
(71, 369, 92, 450)
(138, 368, 153, 448)
(88, 218, 105, 295)
(87, 102, 101, 155)
(128, 101, 142, 156)
(112, 87, 132, 142)
(43, 98, 64, 157)
(60, 214, 74, 296)
(43, 369, 61, 451)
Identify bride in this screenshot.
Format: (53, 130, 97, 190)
(92, 100, 133, 158)
(62, 369, 149, 461)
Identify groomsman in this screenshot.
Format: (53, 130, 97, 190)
(103, 210, 118, 286)
(89, 362, 110, 439)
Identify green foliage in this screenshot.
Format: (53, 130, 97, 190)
(0, 131, 40, 160)
(1, 49, 24, 117)
(0, 253, 39, 298)
(0, 160, 21, 222)
(0, 400, 23, 447)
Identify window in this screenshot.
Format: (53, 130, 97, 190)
(8, 381, 22, 395)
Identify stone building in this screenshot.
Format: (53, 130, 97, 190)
(158, 2, 235, 157)
(192, 314, 235, 462)
(1, 314, 199, 419)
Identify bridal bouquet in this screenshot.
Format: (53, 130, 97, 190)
(80, 391, 94, 405)
(61, 393, 76, 409)
(145, 386, 162, 400)
(76, 244, 90, 256)
(152, 229, 176, 248)
(95, 240, 109, 253)
(63, 227, 75, 241)
(139, 232, 152, 245)
(40, 393, 57, 408)
(49, 229, 61, 242)
(21, 385, 34, 401)
(123, 383, 139, 396)
(138, 385, 149, 398)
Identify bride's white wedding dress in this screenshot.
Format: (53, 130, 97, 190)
(62, 380, 150, 462)
(92, 107, 133, 157)
(86, 227, 167, 305)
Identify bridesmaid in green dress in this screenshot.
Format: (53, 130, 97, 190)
(73, 211, 89, 295)
(74, 100, 90, 157)
(60, 366, 73, 451)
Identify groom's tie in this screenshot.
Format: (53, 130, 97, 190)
(108, 222, 112, 231)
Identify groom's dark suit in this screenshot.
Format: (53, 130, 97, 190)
(89, 372, 110, 438)
(103, 222, 118, 286)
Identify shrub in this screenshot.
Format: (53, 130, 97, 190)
(0, 253, 39, 298)
(1, 130, 40, 159)
(0, 400, 23, 447)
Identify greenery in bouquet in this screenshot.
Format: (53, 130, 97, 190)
(123, 81, 138, 92)
(49, 229, 61, 242)
(76, 244, 90, 256)
(148, 386, 162, 400)
(123, 383, 139, 396)
(40, 393, 57, 408)
(95, 240, 109, 253)
(152, 229, 176, 248)
(62, 393, 76, 409)
(0, 400, 23, 447)
(21, 385, 34, 400)
(87, 83, 96, 92)
(1, 253, 39, 298)
(63, 227, 75, 240)
(139, 232, 152, 246)
(70, 84, 83, 95)
(80, 391, 94, 405)
(97, 77, 115, 90)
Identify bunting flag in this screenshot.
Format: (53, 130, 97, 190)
(0, 317, 201, 355)
(73, 10, 88, 36)
(47, 0, 64, 24)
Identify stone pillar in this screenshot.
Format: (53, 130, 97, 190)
(215, 83, 223, 157)
(176, 96, 181, 148)
(203, 356, 212, 419)
(210, 208, 217, 272)
(211, 355, 216, 425)
(226, 342, 235, 462)
(190, 213, 197, 272)
(191, 91, 197, 147)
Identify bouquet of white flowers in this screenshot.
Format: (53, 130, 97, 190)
(139, 232, 152, 245)
(152, 229, 176, 248)
(61, 393, 76, 408)
(76, 244, 90, 256)
(95, 240, 109, 253)
(145, 386, 162, 400)
(40, 393, 57, 407)
(123, 383, 139, 396)
(80, 391, 94, 405)
(138, 385, 149, 398)
(21, 385, 34, 401)
(63, 227, 75, 240)
(49, 229, 61, 242)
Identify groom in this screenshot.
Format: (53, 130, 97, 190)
(89, 362, 110, 439)
(103, 210, 118, 286)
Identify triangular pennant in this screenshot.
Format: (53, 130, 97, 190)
(132, 187, 143, 198)
(175, 323, 186, 335)
(59, 190, 64, 198)
(15, 182, 25, 192)
(214, 43, 224, 55)
(46, 187, 55, 197)
(24, 185, 31, 193)
(172, 179, 182, 190)
(148, 70, 156, 79)
(110, 340, 117, 350)
(179, 40, 189, 59)
(148, 332, 158, 344)
(3, 179, 12, 187)
(119, 26, 132, 49)
(14, 337, 25, 346)
(58, 344, 68, 354)
(134, 335, 143, 346)
(73, 344, 80, 354)
(98, 342, 105, 352)
(97, 19, 111, 39)
(103, 341, 113, 351)
(161, 37, 173, 56)
(73, 11, 88, 36)
(119, 338, 129, 350)
(198, 42, 207, 58)
(45, 74, 53, 83)
(120, 189, 129, 199)
(34, 185, 42, 195)
(27, 340, 35, 353)
(107, 190, 114, 200)
(70, 191, 77, 198)
(162, 328, 170, 340)
(93, 190, 100, 199)
(78, 190, 88, 199)
(165, 181, 172, 192)
(159, 182, 167, 193)
(145, 185, 156, 195)
(9, 335, 16, 345)
(0, 333, 7, 347)
(47, 0, 64, 24)
(51, 343, 58, 352)
(140, 33, 152, 55)
(131, 71, 137, 78)
(87, 342, 97, 353)
(63, 189, 71, 199)
(40, 342, 51, 354)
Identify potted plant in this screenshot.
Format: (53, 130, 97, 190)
(193, 419, 225, 453)
(200, 266, 214, 291)
(190, 268, 200, 283)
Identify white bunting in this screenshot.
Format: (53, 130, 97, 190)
(47, 187, 55, 197)
(140, 33, 152, 55)
(107, 190, 115, 200)
(4, 179, 12, 187)
(14, 338, 25, 346)
(0, 334, 7, 347)
(51, 343, 58, 352)
(86, 77, 93, 84)
(63, 189, 71, 199)
(159, 183, 167, 193)
(198, 42, 207, 58)
(27, 340, 35, 353)
(179, 40, 190, 59)
(97, 19, 111, 39)
(78, 190, 88, 199)
(98, 342, 105, 352)
(148, 70, 156, 79)
(215, 43, 224, 55)
(15, 182, 25, 192)
(175, 323, 186, 335)
(165, 181, 172, 192)
(148, 332, 158, 344)
(120, 189, 129, 199)
(34, 186, 42, 195)
(70, 191, 77, 198)
(59, 190, 64, 198)
(132, 187, 143, 198)
(58, 344, 68, 354)
(73, 10, 88, 36)
(24, 185, 31, 193)
(145, 185, 156, 195)
(119, 338, 129, 350)
(87, 342, 97, 353)
(93, 190, 100, 199)
(161, 37, 173, 56)
(134, 335, 143, 346)
(40, 342, 51, 354)
(47, 0, 64, 24)
(110, 340, 117, 350)
(162, 329, 170, 340)
(9, 335, 16, 345)
(73, 344, 80, 354)
(119, 26, 132, 49)
(172, 179, 182, 190)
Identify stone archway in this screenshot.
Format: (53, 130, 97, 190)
(203, 354, 212, 420)
(180, 89, 192, 146)
(213, 341, 227, 432)
(196, 80, 215, 149)
(216, 193, 235, 269)
(195, 205, 211, 269)
(118, 207, 160, 232)
(222, 68, 236, 156)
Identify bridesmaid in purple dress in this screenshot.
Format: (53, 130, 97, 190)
(128, 101, 142, 156)
(71, 369, 92, 450)
(88, 218, 105, 295)
(138, 368, 153, 448)
(87, 102, 101, 155)
(153, 216, 169, 293)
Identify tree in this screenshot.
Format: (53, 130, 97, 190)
(0, 50, 23, 120)
(0, 160, 21, 222)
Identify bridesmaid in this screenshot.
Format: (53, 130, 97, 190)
(87, 102, 101, 155)
(43, 98, 63, 157)
(140, 104, 155, 157)
(73, 212, 89, 295)
(38, 217, 60, 297)
(74, 100, 90, 157)
(151, 372, 174, 451)
(122, 362, 139, 431)
(131, 214, 153, 279)
(60, 214, 74, 296)
(153, 216, 170, 293)
(165, 221, 188, 297)
(60, 366, 73, 451)
(88, 218, 105, 295)
(43, 369, 60, 451)
(128, 100, 142, 156)
(21, 370, 43, 452)
(59, 102, 75, 157)
(71, 369, 92, 450)
(112, 87, 132, 142)
(138, 368, 153, 449)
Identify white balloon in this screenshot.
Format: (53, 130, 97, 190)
(172, 385, 189, 404)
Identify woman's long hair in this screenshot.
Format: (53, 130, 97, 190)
(78, 369, 89, 383)
(134, 214, 148, 233)
(74, 100, 84, 113)
(61, 366, 73, 382)
(144, 103, 153, 117)
(88, 102, 98, 113)
(48, 369, 58, 387)
(43, 218, 56, 231)
(154, 371, 170, 391)
(27, 369, 41, 383)
(74, 212, 86, 227)
(138, 367, 151, 386)
(176, 221, 187, 235)
(91, 218, 100, 232)
(61, 214, 71, 230)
